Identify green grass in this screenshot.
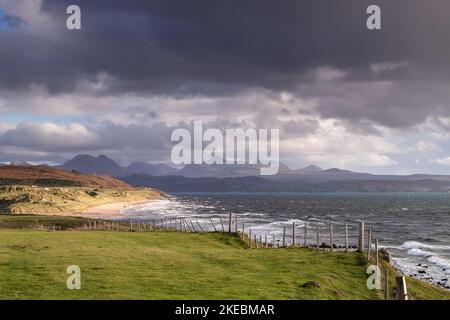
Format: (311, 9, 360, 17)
(0, 230, 448, 300)
(0, 214, 94, 230)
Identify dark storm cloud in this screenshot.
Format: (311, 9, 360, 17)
(0, 0, 448, 94)
(0, 0, 449, 131)
(296, 80, 450, 129)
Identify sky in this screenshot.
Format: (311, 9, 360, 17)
(0, 0, 450, 174)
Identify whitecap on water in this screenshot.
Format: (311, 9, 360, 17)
(427, 256, 450, 271)
(400, 241, 450, 251)
(407, 248, 432, 257)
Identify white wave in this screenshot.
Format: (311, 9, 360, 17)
(399, 241, 450, 251)
(427, 256, 450, 271)
(239, 212, 267, 217)
(407, 248, 431, 257)
(122, 200, 176, 213)
(392, 257, 419, 275)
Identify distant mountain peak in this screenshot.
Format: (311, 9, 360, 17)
(97, 154, 112, 160)
(325, 168, 352, 173)
(59, 154, 124, 177)
(58, 154, 178, 177)
(9, 161, 32, 166)
(300, 165, 323, 172)
(72, 154, 95, 159)
(125, 161, 178, 176)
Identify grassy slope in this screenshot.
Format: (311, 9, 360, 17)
(0, 229, 448, 300)
(0, 186, 164, 214)
(0, 166, 130, 188)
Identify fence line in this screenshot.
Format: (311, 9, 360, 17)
(1, 214, 371, 251)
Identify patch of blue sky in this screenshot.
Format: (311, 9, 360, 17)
(0, 9, 10, 30)
(0, 8, 21, 31)
(1, 112, 84, 125)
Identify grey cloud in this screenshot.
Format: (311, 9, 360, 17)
(0, 0, 449, 140)
(0, 115, 319, 164)
(0, 0, 448, 95)
(282, 119, 319, 137)
(296, 80, 450, 128)
(0, 121, 175, 163)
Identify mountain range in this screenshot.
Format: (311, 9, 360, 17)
(56, 154, 329, 178)
(56, 154, 178, 177)
(6, 154, 450, 192)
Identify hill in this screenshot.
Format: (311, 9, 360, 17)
(0, 186, 164, 214)
(0, 166, 166, 215)
(0, 165, 130, 188)
(57, 154, 125, 177)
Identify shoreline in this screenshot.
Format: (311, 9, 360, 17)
(42, 200, 156, 220)
(82, 200, 154, 219)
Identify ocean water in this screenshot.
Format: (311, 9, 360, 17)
(120, 192, 450, 289)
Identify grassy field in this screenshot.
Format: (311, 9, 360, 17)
(0, 228, 449, 300)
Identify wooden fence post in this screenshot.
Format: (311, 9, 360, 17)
(396, 276, 408, 300)
(265, 235, 268, 248)
(254, 234, 258, 248)
(241, 220, 245, 238)
(228, 213, 232, 233)
(304, 222, 308, 247)
(375, 238, 379, 268)
(220, 217, 225, 232)
(249, 229, 252, 248)
(384, 269, 389, 300)
(316, 226, 320, 249)
(367, 228, 372, 261)
(282, 227, 286, 247)
(330, 223, 334, 251)
(235, 217, 238, 233)
(292, 222, 295, 247)
(345, 222, 349, 252)
(210, 218, 217, 232)
(358, 221, 365, 252)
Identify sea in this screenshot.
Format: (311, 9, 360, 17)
(119, 192, 450, 289)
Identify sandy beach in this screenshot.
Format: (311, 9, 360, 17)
(83, 200, 153, 218)
(55, 200, 154, 219)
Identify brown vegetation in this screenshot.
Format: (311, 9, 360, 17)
(0, 166, 130, 188)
